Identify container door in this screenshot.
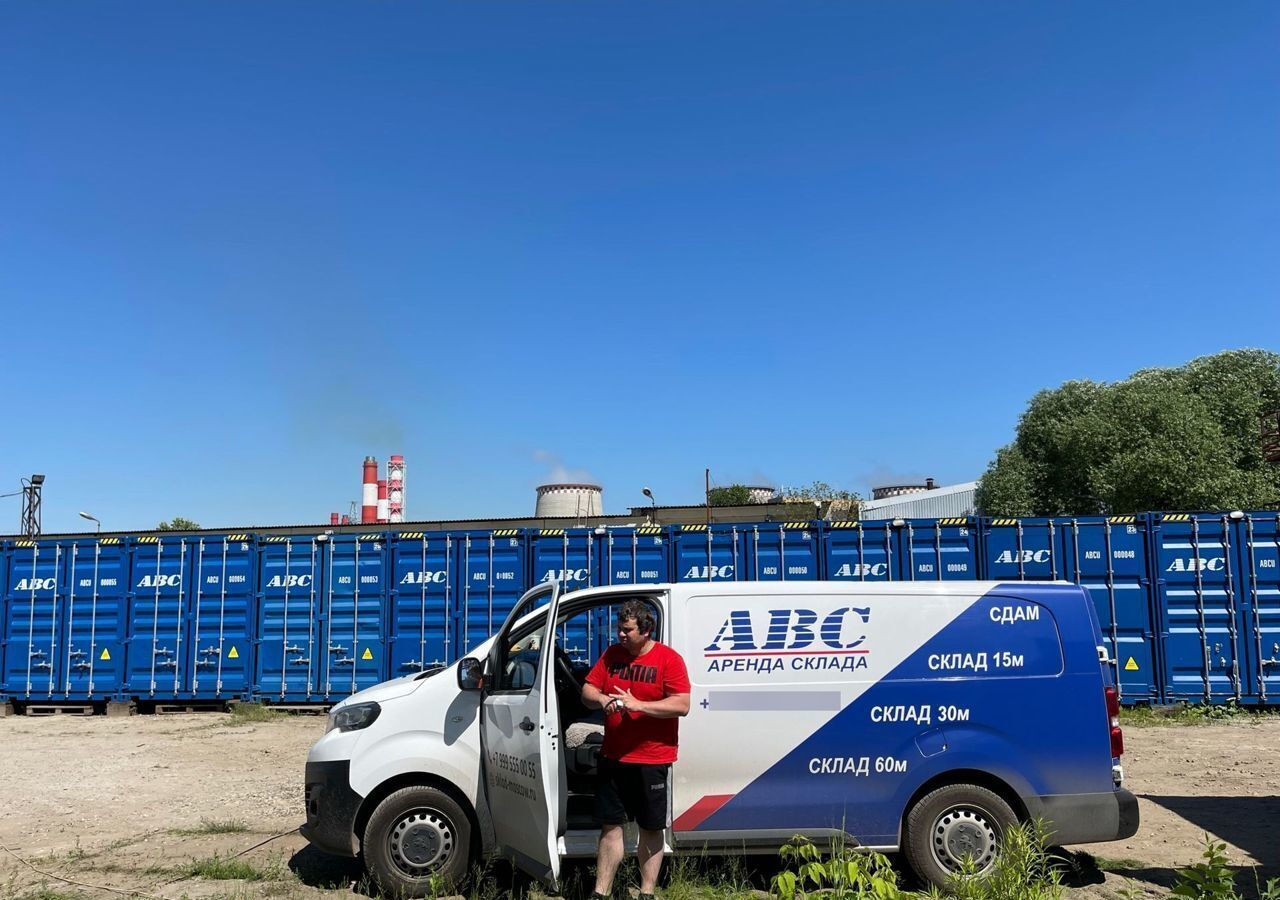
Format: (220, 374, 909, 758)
(744, 523, 819, 582)
(1152, 514, 1246, 703)
(126, 537, 190, 700)
(189, 535, 256, 700)
(62, 538, 128, 700)
(530, 530, 592, 663)
(597, 527, 669, 660)
(822, 522, 894, 582)
(481, 581, 563, 887)
(1238, 513, 1280, 704)
(982, 518, 1062, 581)
(456, 530, 528, 657)
(323, 535, 387, 700)
(0, 545, 7, 698)
(1059, 517, 1158, 702)
(3, 541, 64, 699)
(388, 533, 455, 676)
(600, 527, 669, 586)
(898, 518, 978, 581)
(255, 537, 322, 702)
(673, 525, 743, 583)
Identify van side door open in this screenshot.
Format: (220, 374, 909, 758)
(479, 581, 567, 887)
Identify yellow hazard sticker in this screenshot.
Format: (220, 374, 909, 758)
(1125, 657, 1139, 671)
(99, 648, 111, 661)
(227, 646, 239, 659)
(361, 647, 373, 660)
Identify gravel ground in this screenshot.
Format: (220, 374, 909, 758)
(0, 711, 1276, 899)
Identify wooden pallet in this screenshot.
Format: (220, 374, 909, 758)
(22, 703, 95, 717)
(152, 701, 230, 715)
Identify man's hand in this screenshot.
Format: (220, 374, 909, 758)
(608, 688, 690, 718)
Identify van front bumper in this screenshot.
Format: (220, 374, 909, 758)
(301, 760, 362, 858)
(1030, 788, 1139, 845)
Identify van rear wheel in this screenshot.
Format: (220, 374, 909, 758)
(903, 783, 1017, 889)
(364, 785, 471, 896)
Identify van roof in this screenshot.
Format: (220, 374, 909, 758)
(562, 580, 1077, 602)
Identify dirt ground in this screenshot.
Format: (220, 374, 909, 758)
(0, 712, 1276, 900)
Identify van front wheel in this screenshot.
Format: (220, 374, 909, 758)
(364, 785, 471, 896)
(903, 783, 1017, 889)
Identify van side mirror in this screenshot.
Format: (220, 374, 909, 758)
(457, 657, 484, 692)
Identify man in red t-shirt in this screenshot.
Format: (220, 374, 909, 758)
(582, 600, 690, 900)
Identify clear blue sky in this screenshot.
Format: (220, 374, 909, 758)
(2, 3, 1277, 533)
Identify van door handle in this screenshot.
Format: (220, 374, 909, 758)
(519, 717, 536, 733)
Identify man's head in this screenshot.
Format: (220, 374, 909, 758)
(616, 600, 656, 656)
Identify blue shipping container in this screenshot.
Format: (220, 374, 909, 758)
(673, 524, 745, 583)
(531, 529, 594, 664)
(254, 536, 325, 702)
(1057, 516, 1159, 702)
(1151, 513, 1250, 703)
(897, 518, 979, 582)
(323, 534, 388, 698)
(982, 518, 1065, 582)
(59, 537, 130, 700)
(458, 530, 528, 658)
(387, 532, 456, 675)
(187, 534, 256, 700)
(1237, 513, 1280, 704)
(125, 535, 196, 700)
(3, 540, 65, 700)
(741, 523, 820, 582)
(822, 521, 896, 582)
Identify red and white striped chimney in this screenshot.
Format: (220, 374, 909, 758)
(362, 456, 378, 524)
(387, 454, 405, 523)
(377, 480, 389, 523)
(330, 512, 340, 526)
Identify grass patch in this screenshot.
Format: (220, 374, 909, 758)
(1093, 856, 1150, 871)
(169, 854, 286, 882)
(1120, 702, 1280, 727)
(172, 818, 251, 836)
(12, 886, 88, 900)
(225, 702, 282, 725)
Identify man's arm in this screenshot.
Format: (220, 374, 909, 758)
(609, 688, 690, 718)
(581, 681, 611, 710)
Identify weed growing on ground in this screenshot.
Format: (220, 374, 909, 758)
(172, 818, 251, 836)
(226, 703, 282, 725)
(170, 854, 287, 882)
(771, 835, 903, 900)
(945, 819, 1062, 900)
(1170, 835, 1280, 900)
(12, 885, 87, 900)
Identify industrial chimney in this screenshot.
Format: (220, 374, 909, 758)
(388, 454, 406, 522)
(362, 457, 378, 523)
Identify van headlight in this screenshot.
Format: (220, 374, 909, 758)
(326, 701, 381, 733)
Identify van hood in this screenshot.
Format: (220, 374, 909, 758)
(330, 666, 448, 709)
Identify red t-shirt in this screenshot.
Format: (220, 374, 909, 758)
(585, 642, 691, 764)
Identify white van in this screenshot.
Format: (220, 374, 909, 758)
(301, 580, 1137, 895)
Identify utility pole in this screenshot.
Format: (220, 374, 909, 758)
(20, 474, 44, 537)
(705, 468, 711, 527)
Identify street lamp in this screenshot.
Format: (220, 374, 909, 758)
(642, 487, 657, 523)
(79, 511, 101, 534)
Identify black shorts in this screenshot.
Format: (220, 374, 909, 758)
(593, 758, 670, 831)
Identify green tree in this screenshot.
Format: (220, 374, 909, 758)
(157, 517, 200, 531)
(782, 480, 861, 502)
(974, 443, 1035, 516)
(977, 349, 1280, 516)
(707, 484, 754, 506)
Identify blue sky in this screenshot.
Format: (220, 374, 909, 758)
(2, 3, 1277, 533)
